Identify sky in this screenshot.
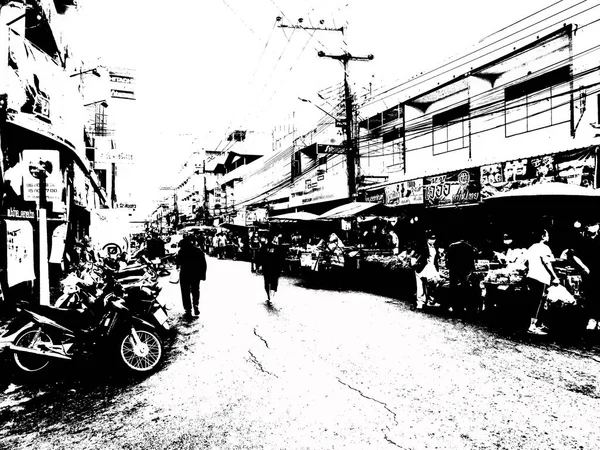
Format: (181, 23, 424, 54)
(61, 0, 556, 217)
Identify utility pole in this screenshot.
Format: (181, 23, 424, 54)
(317, 51, 373, 200)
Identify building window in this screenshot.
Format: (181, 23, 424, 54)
(504, 65, 571, 137)
(432, 103, 469, 155)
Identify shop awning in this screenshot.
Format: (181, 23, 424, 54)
(318, 202, 380, 220)
(485, 182, 600, 201)
(270, 211, 319, 222)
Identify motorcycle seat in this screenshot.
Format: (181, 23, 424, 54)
(34, 305, 97, 332)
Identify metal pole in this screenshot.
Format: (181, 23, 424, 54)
(343, 59, 356, 199)
(38, 176, 50, 306)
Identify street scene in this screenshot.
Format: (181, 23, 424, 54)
(2, 0, 600, 448)
(1, 257, 600, 450)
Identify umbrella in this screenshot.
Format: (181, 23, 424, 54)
(269, 212, 319, 222)
(484, 182, 600, 201)
(318, 201, 380, 220)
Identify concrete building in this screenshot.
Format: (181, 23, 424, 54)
(359, 4, 600, 209)
(0, 0, 105, 303)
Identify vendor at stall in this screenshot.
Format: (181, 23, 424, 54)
(412, 230, 441, 310)
(362, 224, 380, 249)
(561, 222, 600, 331)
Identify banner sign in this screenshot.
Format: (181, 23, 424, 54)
(5, 220, 36, 287)
(424, 168, 481, 207)
(22, 149, 62, 204)
(289, 159, 349, 207)
(480, 148, 595, 199)
(385, 179, 424, 206)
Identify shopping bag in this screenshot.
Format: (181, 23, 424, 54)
(546, 284, 576, 304)
(168, 269, 180, 284)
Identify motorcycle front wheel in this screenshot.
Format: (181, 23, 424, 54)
(118, 328, 163, 373)
(13, 328, 54, 373)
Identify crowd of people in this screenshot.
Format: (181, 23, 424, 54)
(158, 216, 600, 337)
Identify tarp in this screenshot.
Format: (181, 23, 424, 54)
(318, 202, 380, 220)
(484, 182, 600, 201)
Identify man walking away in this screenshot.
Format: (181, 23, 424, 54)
(259, 234, 284, 306)
(176, 235, 207, 319)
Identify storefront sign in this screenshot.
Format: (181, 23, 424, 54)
(424, 168, 481, 207)
(5, 220, 36, 287)
(4, 208, 35, 219)
(22, 149, 62, 204)
(95, 150, 134, 164)
(364, 188, 385, 204)
(385, 179, 424, 206)
(480, 148, 596, 199)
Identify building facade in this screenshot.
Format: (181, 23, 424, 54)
(0, 0, 105, 302)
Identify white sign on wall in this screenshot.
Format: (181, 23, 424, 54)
(22, 149, 62, 204)
(5, 220, 36, 287)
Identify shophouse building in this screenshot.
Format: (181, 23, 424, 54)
(0, 0, 105, 302)
(359, 3, 600, 222)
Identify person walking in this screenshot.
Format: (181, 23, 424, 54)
(412, 230, 441, 310)
(259, 234, 284, 305)
(176, 235, 207, 319)
(525, 228, 559, 335)
(249, 230, 261, 273)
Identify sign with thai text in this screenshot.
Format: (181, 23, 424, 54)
(424, 168, 481, 207)
(480, 148, 595, 199)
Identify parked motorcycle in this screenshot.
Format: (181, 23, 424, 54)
(10, 292, 163, 375)
(55, 263, 171, 335)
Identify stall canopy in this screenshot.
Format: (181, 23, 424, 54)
(485, 182, 600, 201)
(269, 212, 320, 222)
(318, 202, 380, 220)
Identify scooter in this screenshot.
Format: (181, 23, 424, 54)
(10, 292, 163, 376)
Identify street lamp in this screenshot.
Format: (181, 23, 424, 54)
(298, 97, 337, 121)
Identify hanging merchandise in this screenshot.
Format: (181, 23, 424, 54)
(49, 223, 68, 264)
(5, 220, 36, 287)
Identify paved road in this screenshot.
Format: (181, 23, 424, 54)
(1, 256, 599, 449)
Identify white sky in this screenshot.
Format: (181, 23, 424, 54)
(62, 0, 555, 216)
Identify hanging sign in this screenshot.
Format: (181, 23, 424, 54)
(424, 168, 481, 207)
(5, 220, 36, 287)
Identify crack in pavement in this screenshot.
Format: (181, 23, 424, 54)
(253, 328, 270, 348)
(337, 377, 402, 448)
(247, 351, 278, 378)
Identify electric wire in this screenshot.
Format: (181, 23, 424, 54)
(365, 1, 599, 107)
